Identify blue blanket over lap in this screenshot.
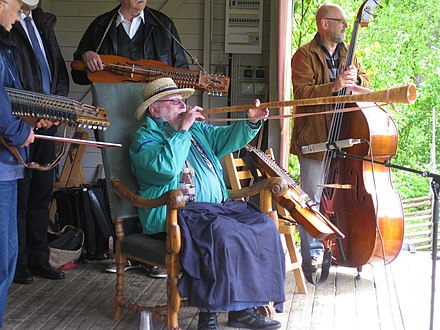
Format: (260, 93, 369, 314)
(177, 199, 286, 311)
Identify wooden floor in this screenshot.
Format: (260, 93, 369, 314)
(3, 251, 439, 330)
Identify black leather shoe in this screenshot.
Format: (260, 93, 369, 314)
(30, 263, 65, 280)
(228, 307, 281, 329)
(198, 311, 220, 330)
(14, 266, 33, 284)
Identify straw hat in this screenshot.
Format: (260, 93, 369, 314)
(135, 78, 194, 120)
(22, 0, 39, 5)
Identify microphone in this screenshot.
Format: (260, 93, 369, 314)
(301, 138, 362, 154)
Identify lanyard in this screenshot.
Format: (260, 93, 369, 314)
(190, 137, 226, 198)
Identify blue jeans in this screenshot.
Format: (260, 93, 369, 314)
(0, 180, 18, 327)
(298, 157, 324, 258)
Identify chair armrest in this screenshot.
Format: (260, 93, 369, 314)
(111, 178, 186, 210)
(228, 177, 288, 199)
(111, 178, 185, 256)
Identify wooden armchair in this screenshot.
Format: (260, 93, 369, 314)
(92, 83, 289, 329)
(224, 149, 308, 294)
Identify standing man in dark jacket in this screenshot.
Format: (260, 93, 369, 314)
(72, 0, 188, 85)
(11, 0, 69, 284)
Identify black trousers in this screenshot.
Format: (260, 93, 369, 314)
(16, 126, 56, 268)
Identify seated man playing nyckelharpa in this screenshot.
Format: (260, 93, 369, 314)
(129, 77, 285, 330)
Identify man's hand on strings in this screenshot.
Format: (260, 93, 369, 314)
(247, 99, 269, 124)
(35, 119, 60, 130)
(82, 51, 104, 72)
(332, 64, 359, 93)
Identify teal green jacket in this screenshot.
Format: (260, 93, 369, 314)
(130, 116, 262, 234)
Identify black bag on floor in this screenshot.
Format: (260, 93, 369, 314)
(53, 179, 115, 260)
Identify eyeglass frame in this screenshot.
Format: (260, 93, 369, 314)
(154, 98, 187, 106)
(1, 0, 24, 15)
(324, 17, 348, 25)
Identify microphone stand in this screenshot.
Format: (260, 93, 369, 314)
(333, 148, 439, 330)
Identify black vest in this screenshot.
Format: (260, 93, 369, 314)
(116, 23, 145, 60)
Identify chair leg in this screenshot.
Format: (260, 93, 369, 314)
(111, 254, 126, 319)
(284, 233, 308, 294)
(167, 256, 181, 330)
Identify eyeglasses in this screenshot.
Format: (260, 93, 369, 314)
(1, 0, 23, 15)
(155, 98, 187, 106)
(324, 17, 348, 25)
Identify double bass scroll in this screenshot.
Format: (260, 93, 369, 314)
(244, 145, 344, 241)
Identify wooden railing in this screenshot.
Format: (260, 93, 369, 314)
(402, 195, 434, 251)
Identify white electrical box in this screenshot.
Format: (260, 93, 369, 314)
(225, 0, 263, 54)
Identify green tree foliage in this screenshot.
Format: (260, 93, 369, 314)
(291, 0, 439, 198)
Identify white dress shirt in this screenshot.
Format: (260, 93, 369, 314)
(116, 10, 145, 39)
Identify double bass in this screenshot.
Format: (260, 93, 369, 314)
(319, 0, 404, 268)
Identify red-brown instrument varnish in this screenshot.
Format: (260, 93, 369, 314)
(319, 0, 404, 268)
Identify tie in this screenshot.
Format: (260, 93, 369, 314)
(24, 16, 51, 94)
